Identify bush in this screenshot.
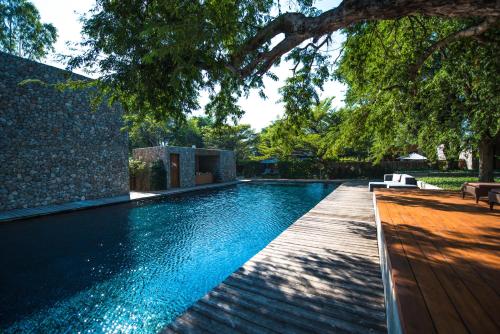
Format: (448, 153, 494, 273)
(129, 158, 166, 191)
(129, 158, 146, 177)
(237, 160, 262, 178)
(278, 159, 322, 179)
(238, 158, 435, 179)
(419, 176, 500, 190)
(150, 160, 167, 190)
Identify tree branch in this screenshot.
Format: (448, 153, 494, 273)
(230, 0, 500, 79)
(410, 17, 498, 79)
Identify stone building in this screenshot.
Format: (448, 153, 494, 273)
(0, 52, 129, 211)
(133, 146, 236, 189)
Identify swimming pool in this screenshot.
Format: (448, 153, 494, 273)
(0, 182, 336, 333)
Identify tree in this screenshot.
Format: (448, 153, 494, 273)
(129, 116, 209, 150)
(69, 0, 499, 125)
(257, 98, 339, 159)
(128, 114, 257, 162)
(334, 17, 499, 180)
(202, 123, 257, 162)
(0, 0, 57, 60)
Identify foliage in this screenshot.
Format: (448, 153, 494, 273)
(67, 1, 498, 126)
(237, 160, 262, 178)
(419, 176, 500, 190)
(129, 115, 257, 162)
(128, 158, 166, 190)
(0, 0, 57, 59)
(202, 123, 257, 162)
(128, 158, 146, 177)
(67, 1, 347, 124)
(129, 116, 209, 150)
(278, 159, 323, 179)
(333, 17, 500, 166)
(238, 156, 432, 179)
(150, 160, 166, 190)
(258, 99, 333, 158)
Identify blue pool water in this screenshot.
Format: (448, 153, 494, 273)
(0, 182, 335, 333)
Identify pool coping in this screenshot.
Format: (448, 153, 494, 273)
(0, 181, 242, 223)
(0, 179, 347, 223)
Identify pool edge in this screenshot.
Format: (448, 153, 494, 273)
(0, 179, 349, 223)
(0, 181, 242, 223)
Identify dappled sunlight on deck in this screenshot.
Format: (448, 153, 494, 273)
(375, 189, 500, 334)
(163, 182, 386, 333)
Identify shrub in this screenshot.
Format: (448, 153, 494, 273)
(237, 160, 262, 178)
(150, 160, 167, 190)
(129, 158, 166, 191)
(128, 158, 146, 177)
(419, 176, 500, 190)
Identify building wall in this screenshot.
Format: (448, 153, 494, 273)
(132, 146, 196, 189)
(132, 146, 236, 189)
(219, 150, 236, 182)
(0, 52, 129, 211)
(165, 147, 195, 188)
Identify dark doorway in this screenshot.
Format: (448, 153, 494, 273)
(170, 154, 180, 188)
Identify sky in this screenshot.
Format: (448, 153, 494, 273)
(32, 0, 346, 130)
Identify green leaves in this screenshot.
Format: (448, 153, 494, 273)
(257, 98, 346, 161)
(70, 0, 280, 125)
(0, 0, 57, 60)
(334, 16, 499, 162)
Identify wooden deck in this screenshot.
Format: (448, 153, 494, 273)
(163, 182, 386, 334)
(375, 189, 500, 334)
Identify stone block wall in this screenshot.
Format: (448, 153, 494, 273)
(0, 52, 129, 211)
(132, 146, 196, 189)
(166, 146, 196, 188)
(219, 150, 236, 182)
(132, 146, 236, 189)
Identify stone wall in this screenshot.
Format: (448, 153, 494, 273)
(132, 146, 196, 189)
(166, 146, 196, 188)
(0, 52, 129, 211)
(132, 146, 236, 189)
(132, 147, 166, 164)
(218, 150, 236, 182)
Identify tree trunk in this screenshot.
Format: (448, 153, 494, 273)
(478, 136, 494, 182)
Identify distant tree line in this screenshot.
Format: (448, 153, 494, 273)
(0, 0, 57, 60)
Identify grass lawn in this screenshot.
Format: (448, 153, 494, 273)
(419, 176, 500, 190)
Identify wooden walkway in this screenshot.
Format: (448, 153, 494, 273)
(163, 182, 386, 334)
(375, 189, 500, 334)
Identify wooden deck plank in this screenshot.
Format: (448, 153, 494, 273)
(377, 203, 437, 334)
(164, 182, 386, 333)
(406, 210, 500, 327)
(395, 202, 500, 333)
(386, 204, 468, 334)
(375, 188, 500, 334)
(223, 275, 386, 323)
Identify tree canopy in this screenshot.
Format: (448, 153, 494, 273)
(129, 116, 257, 162)
(258, 98, 341, 159)
(333, 16, 499, 180)
(69, 0, 499, 124)
(0, 0, 57, 60)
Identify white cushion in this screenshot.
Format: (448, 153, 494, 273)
(392, 174, 402, 182)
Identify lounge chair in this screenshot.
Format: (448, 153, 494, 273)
(369, 173, 419, 192)
(461, 182, 500, 203)
(488, 189, 500, 210)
